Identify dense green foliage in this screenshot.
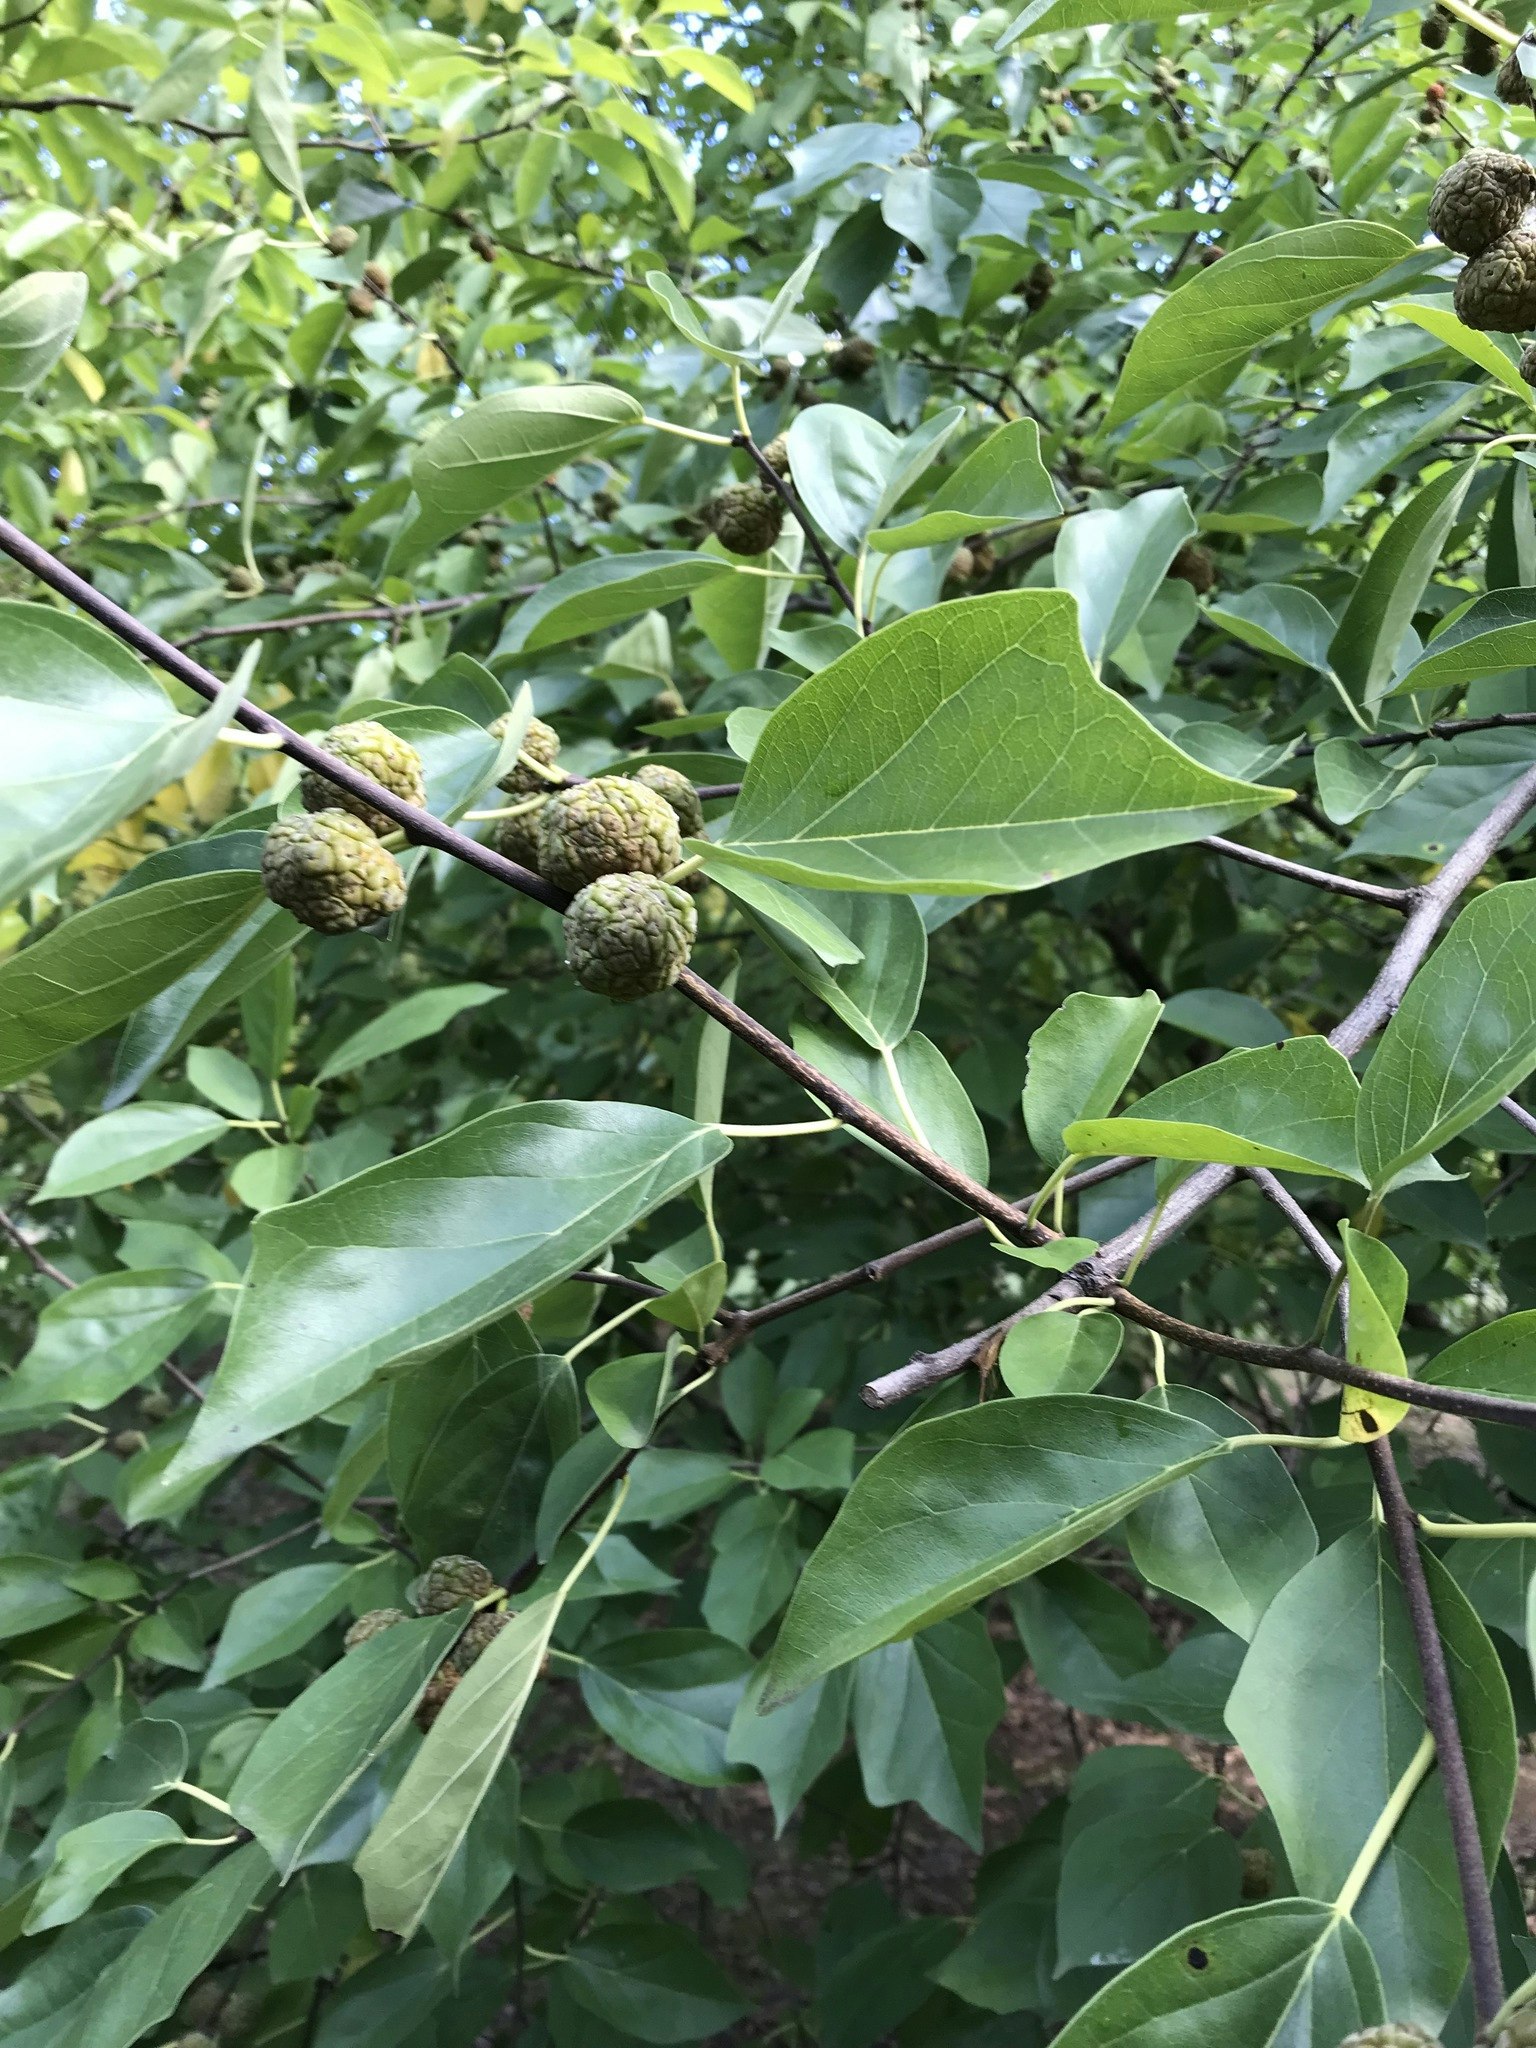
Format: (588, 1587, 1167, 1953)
(12, 0, 1536, 2042)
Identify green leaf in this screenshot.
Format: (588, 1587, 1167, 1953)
(785, 402, 965, 556)
(36, 1103, 228, 1201)
(1106, 222, 1415, 426)
(204, 1561, 369, 1687)
(867, 417, 1061, 553)
(355, 1592, 561, 1938)
(1313, 738, 1432, 825)
(580, 1629, 754, 1786)
(1050, 1898, 1384, 2046)
(1226, 1526, 1516, 2028)
(25, 1811, 186, 1934)
(0, 869, 265, 1088)
(588, 1351, 671, 1449)
(0, 1269, 213, 1413)
(1317, 383, 1479, 529)
(1022, 990, 1163, 1166)
(248, 30, 306, 204)
(133, 26, 233, 123)
(186, 1044, 264, 1120)
(1066, 1037, 1364, 1181)
(73, 1841, 273, 2048)
(167, 1102, 728, 1483)
(751, 889, 927, 1052)
(0, 604, 245, 905)
(1330, 463, 1475, 711)
(697, 852, 866, 966)
(1054, 488, 1196, 669)
(1389, 587, 1536, 697)
(1339, 1224, 1411, 1442)
(562, 1924, 749, 2044)
(500, 551, 735, 654)
(562, 1799, 717, 1892)
(400, 1351, 578, 1571)
(1126, 1386, 1317, 1639)
(719, 592, 1284, 893)
(1356, 881, 1536, 1188)
(792, 1017, 988, 1182)
(410, 384, 643, 552)
(691, 526, 803, 670)
(229, 1610, 464, 1876)
(0, 1554, 90, 1641)
(1207, 583, 1337, 673)
(1056, 1803, 1243, 1976)
(764, 1396, 1228, 1700)
(1387, 300, 1534, 407)
(0, 269, 87, 426)
(314, 984, 503, 1083)
(1417, 1310, 1536, 1400)
(726, 1662, 852, 1833)
(998, 1309, 1123, 1398)
(851, 1610, 1004, 1848)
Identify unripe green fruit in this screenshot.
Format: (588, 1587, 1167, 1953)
(1427, 149, 1536, 257)
(344, 1607, 409, 1652)
(706, 481, 784, 556)
(1420, 7, 1450, 47)
(300, 718, 426, 836)
(415, 1665, 460, 1730)
(491, 801, 546, 870)
(1495, 2010, 1536, 2048)
(1022, 258, 1055, 312)
(760, 434, 791, 477)
(1167, 541, 1217, 594)
(362, 260, 390, 297)
(451, 1608, 512, 1672)
(139, 1388, 173, 1422)
(261, 810, 407, 934)
(629, 761, 704, 839)
(110, 1429, 148, 1457)
(830, 335, 877, 377)
(1239, 1845, 1274, 1899)
(537, 775, 682, 893)
(1455, 225, 1536, 332)
(345, 285, 376, 319)
(326, 225, 358, 255)
(1463, 22, 1500, 72)
(1522, 341, 1536, 385)
(564, 871, 697, 1001)
(490, 712, 561, 796)
(415, 1555, 496, 1613)
(1336, 2027, 1441, 2047)
(1498, 43, 1535, 105)
(225, 564, 259, 594)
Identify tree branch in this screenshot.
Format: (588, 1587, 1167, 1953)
(0, 93, 565, 154)
(1367, 1437, 1505, 2031)
(0, 1205, 71, 1289)
(1202, 834, 1415, 909)
(733, 431, 863, 629)
(175, 589, 517, 646)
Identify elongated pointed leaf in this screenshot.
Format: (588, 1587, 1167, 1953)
(1023, 990, 1163, 1166)
(0, 1268, 213, 1413)
(500, 551, 734, 654)
(763, 1395, 1228, 1700)
(1389, 587, 1536, 696)
(167, 1102, 730, 1483)
(1331, 461, 1475, 710)
(719, 592, 1284, 894)
(37, 1102, 228, 1201)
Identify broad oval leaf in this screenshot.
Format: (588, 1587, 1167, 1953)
(719, 591, 1286, 894)
(867, 417, 1061, 554)
(0, 602, 245, 905)
(1356, 880, 1536, 1190)
(1022, 989, 1162, 1166)
(1315, 383, 1476, 528)
(1066, 1037, 1364, 1181)
(763, 1395, 1228, 1700)
(1417, 1309, 1536, 1400)
(411, 383, 642, 549)
(0, 1268, 213, 1413)
(166, 1102, 730, 1484)
(1330, 463, 1475, 711)
(37, 1102, 228, 1201)
(1106, 222, 1415, 426)
(792, 1016, 988, 1182)
(1388, 587, 1536, 697)
(1208, 583, 1336, 673)
(25, 1812, 186, 1934)
(580, 1629, 754, 1785)
(1054, 487, 1196, 668)
(500, 551, 735, 654)
(314, 982, 502, 1082)
(0, 268, 87, 425)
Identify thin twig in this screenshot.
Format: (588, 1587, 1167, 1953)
(0, 1205, 72, 1289)
(0, 93, 565, 154)
(1367, 1438, 1505, 2030)
(1202, 835, 1415, 909)
(733, 431, 863, 629)
(176, 589, 517, 646)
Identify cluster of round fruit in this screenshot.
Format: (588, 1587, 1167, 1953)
(261, 719, 422, 935)
(1429, 149, 1536, 363)
(489, 714, 701, 1002)
(346, 1553, 509, 1731)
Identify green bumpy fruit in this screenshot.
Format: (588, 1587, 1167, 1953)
(1499, 43, 1535, 106)
(707, 481, 784, 556)
(261, 810, 407, 934)
(490, 711, 561, 796)
(451, 1608, 512, 1672)
(538, 775, 682, 893)
(564, 871, 697, 1001)
(1427, 149, 1536, 257)
(1336, 2028, 1441, 2047)
(830, 335, 877, 376)
(1454, 225, 1536, 332)
(415, 1665, 460, 1730)
(630, 761, 704, 839)
(492, 800, 547, 870)
(416, 1554, 496, 1613)
(300, 718, 425, 836)
(760, 434, 791, 477)
(1494, 2010, 1536, 2048)
(344, 1607, 409, 1652)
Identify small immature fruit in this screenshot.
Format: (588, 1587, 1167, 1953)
(1420, 5, 1450, 45)
(1167, 541, 1217, 594)
(1498, 41, 1535, 106)
(706, 481, 784, 556)
(1494, 2011, 1536, 2048)
(416, 1554, 496, 1613)
(564, 871, 697, 1001)
(226, 564, 259, 594)
(1022, 258, 1056, 312)
(345, 285, 376, 319)
(947, 544, 976, 583)
(261, 810, 407, 934)
(649, 683, 687, 722)
(451, 1608, 512, 1672)
(326, 225, 357, 256)
(492, 801, 546, 870)
(1239, 1846, 1275, 1899)
(301, 718, 426, 836)
(110, 1429, 148, 1458)
(830, 334, 878, 377)
(470, 231, 498, 262)
(1335, 2028, 1441, 2048)
(490, 711, 561, 796)
(139, 1388, 173, 1421)
(629, 761, 704, 839)
(361, 259, 390, 297)
(1463, 21, 1500, 72)
(344, 1607, 408, 1652)
(1521, 340, 1536, 384)
(1454, 224, 1536, 331)
(760, 434, 791, 477)
(415, 1665, 461, 1731)
(538, 775, 683, 892)
(970, 537, 997, 577)
(1427, 149, 1536, 255)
